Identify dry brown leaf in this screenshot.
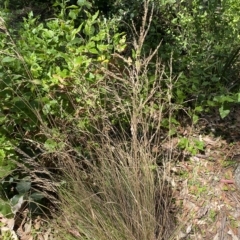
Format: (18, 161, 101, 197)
(180, 179, 188, 197)
(22, 235, 33, 240)
(37, 234, 44, 240)
(34, 216, 41, 230)
(16, 228, 33, 240)
(186, 224, 192, 234)
(183, 200, 197, 212)
(231, 207, 240, 218)
(0, 213, 18, 239)
(68, 229, 81, 237)
(228, 228, 239, 240)
(24, 221, 32, 234)
(0, 216, 15, 230)
(161, 137, 179, 150)
(177, 231, 187, 239)
(43, 228, 52, 240)
(213, 233, 219, 240)
(202, 136, 219, 146)
(196, 206, 209, 219)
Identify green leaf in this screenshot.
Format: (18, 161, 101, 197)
(77, 0, 85, 5)
(77, 0, 92, 8)
(170, 117, 179, 125)
(194, 140, 204, 151)
(42, 29, 54, 38)
(97, 44, 108, 52)
(237, 93, 240, 102)
(16, 181, 31, 194)
(84, 24, 95, 36)
(194, 106, 203, 112)
(192, 114, 199, 124)
(30, 192, 44, 201)
(0, 200, 12, 217)
(91, 11, 99, 22)
(2, 56, 15, 63)
(31, 79, 42, 85)
(88, 47, 98, 54)
(69, 10, 77, 20)
(178, 137, 189, 149)
(11, 194, 24, 207)
(11, 194, 26, 215)
(0, 149, 6, 162)
(0, 166, 12, 178)
(219, 105, 230, 119)
(44, 139, 58, 152)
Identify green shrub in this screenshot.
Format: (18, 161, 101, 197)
(136, 0, 240, 119)
(0, 2, 126, 141)
(0, 0, 126, 216)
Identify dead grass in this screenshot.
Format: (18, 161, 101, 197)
(55, 130, 174, 239)
(52, 1, 177, 239)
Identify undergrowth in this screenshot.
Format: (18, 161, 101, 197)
(0, 1, 178, 239)
(4, 0, 238, 239)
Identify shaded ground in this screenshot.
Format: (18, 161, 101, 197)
(172, 106, 240, 239)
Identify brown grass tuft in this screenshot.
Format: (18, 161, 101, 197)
(53, 1, 177, 239)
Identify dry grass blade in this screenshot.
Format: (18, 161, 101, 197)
(56, 129, 174, 240)
(53, 2, 176, 239)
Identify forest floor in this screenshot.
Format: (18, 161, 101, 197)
(172, 106, 240, 240)
(2, 107, 240, 240)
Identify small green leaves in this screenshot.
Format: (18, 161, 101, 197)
(41, 29, 55, 39)
(192, 114, 199, 124)
(0, 136, 17, 179)
(178, 137, 204, 155)
(44, 138, 64, 152)
(44, 139, 58, 152)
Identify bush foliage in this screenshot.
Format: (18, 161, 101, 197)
(0, 0, 240, 238)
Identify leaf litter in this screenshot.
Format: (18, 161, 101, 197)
(171, 107, 240, 239)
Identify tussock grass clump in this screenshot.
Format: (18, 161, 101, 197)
(56, 131, 174, 240)
(53, 2, 176, 239)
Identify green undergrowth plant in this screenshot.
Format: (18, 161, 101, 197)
(178, 137, 204, 156)
(0, 135, 17, 217)
(0, 132, 51, 219)
(0, 1, 126, 139)
(89, 0, 240, 124)
(0, 0, 126, 211)
(137, 0, 240, 121)
(174, 0, 240, 119)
